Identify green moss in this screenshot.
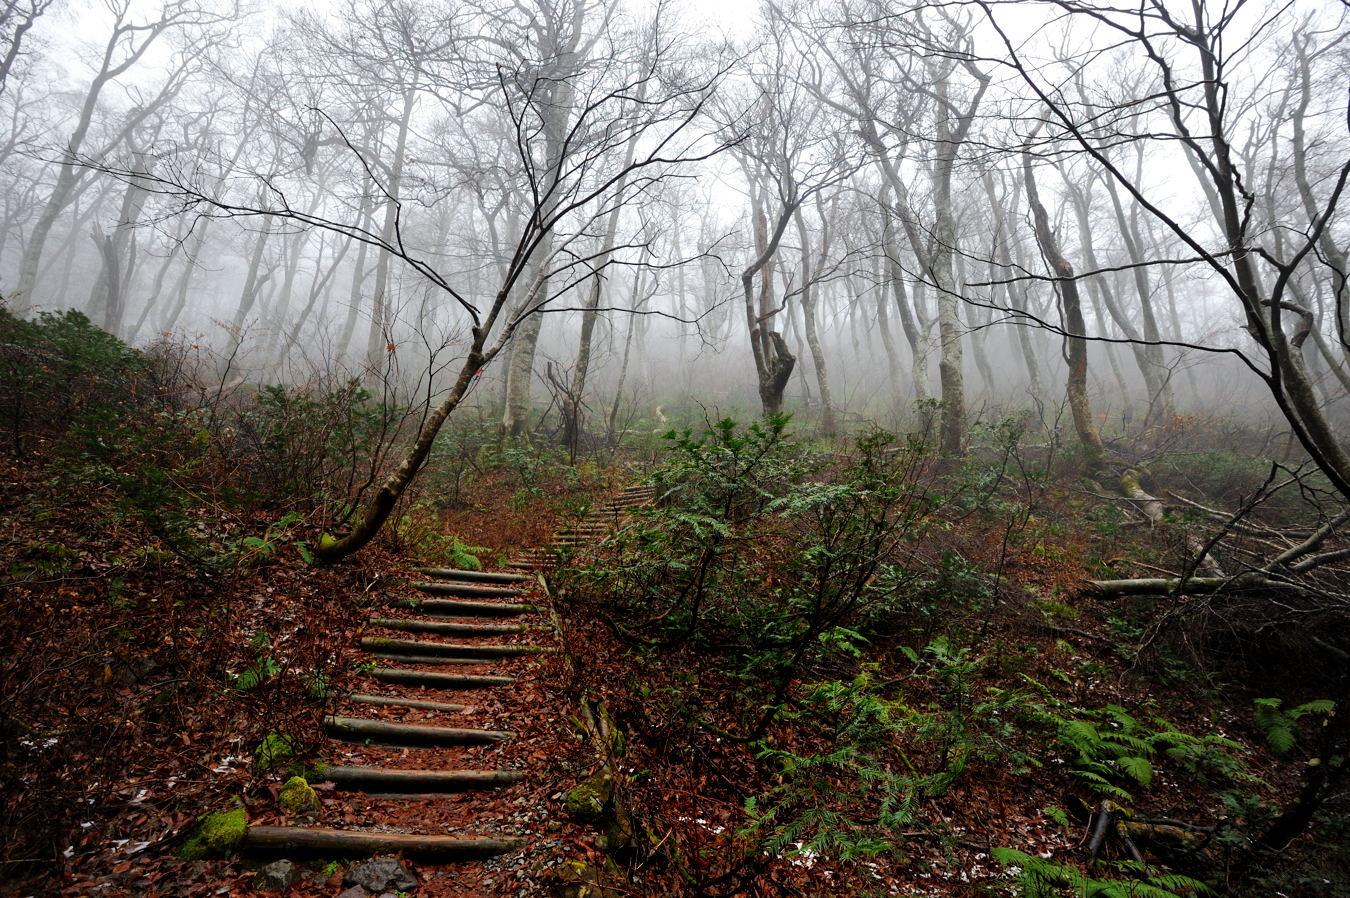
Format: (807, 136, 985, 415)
(278, 775, 320, 814)
(179, 808, 247, 860)
(564, 773, 613, 825)
(254, 732, 297, 772)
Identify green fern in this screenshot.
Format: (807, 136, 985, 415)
(992, 848, 1212, 898)
(1254, 698, 1336, 755)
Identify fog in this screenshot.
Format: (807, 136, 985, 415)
(2, 0, 1346, 455)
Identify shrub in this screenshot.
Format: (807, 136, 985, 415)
(0, 308, 149, 455)
(558, 417, 939, 737)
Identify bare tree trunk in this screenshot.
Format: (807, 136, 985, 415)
(794, 207, 835, 434)
(1024, 146, 1106, 471)
(226, 219, 274, 357)
(338, 195, 376, 361)
(366, 82, 418, 373)
(501, 300, 544, 437)
(88, 169, 148, 337)
(607, 265, 645, 439)
(881, 204, 929, 404)
(742, 187, 797, 418)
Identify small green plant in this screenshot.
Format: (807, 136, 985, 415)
(303, 668, 332, 701)
(1253, 698, 1336, 755)
(231, 655, 281, 690)
(742, 665, 933, 862)
(1032, 704, 1247, 804)
(232, 511, 313, 568)
(254, 733, 298, 772)
(991, 848, 1212, 898)
(231, 630, 282, 690)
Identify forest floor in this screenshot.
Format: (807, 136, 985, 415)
(2, 442, 1345, 898)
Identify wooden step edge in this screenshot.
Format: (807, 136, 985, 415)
(369, 618, 526, 636)
(366, 653, 485, 666)
(324, 715, 513, 746)
(388, 598, 538, 617)
(415, 567, 532, 584)
(412, 582, 525, 598)
(369, 668, 516, 689)
(242, 825, 523, 859)
(316, 764, 523, 792)
(347, 692, 468, 713)
(361, 637, 551, 658)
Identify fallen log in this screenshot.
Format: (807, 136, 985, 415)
(413, 582, 524, 599)
(363, 653, 484, 666)
(242, 825, 522, 859)
(1085, 572, 1294, 598)
(388, 597, 537, 617)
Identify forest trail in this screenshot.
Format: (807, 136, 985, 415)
(234, 483, 656, 895)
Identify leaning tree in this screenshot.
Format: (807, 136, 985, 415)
(92, 0, 733, 560)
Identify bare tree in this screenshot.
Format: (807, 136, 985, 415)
(13, 0, 235, 314)
(1023, 135, 1105, 469)
(0, 0, 54, 96)
(981, 0, 1350, 500)
(92, 1, 730, 559)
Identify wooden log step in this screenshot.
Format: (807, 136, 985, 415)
(361, 636, 551, 659)
(388, 597, 537, 617)
(324, 715, 512, 746)
(366, 653, 483, 666)
(316, 764, 523, 793)
(369, 667, 515, 690)
(243, 826, 523, 860)
(507, 558, 558, 571)
(415, 567, 531, 584)
(413, 582, 524, 599)
(370, 618, 525, 637)
(347, 692, 468, 713)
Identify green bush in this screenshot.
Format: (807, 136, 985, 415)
(558, 417, 940, 738)
(0, 308, 149, 455)
(232, 381, 387, 509)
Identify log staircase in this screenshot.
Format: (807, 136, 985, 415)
(236, 482, 656, 875)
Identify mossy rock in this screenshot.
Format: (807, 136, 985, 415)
(564, 772, 613, 825)
(599, 791, 637, 855)
(278, 775, 320, 815)
(550, 858, 625, 898)
(179, 808, 247, 860)
(254, 732, 298, 772)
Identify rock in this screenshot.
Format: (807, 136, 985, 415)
(550, 859, 624, 898)
(564, 773, 613, 825)
(179, 807, 247, 860)
(334, 887, 368, 898)
(342, 857, 417, 892)
(254, 859, 299, 892)
(278, 776, 320, 815)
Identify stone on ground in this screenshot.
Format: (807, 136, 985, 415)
(342, 857, 418, 892)
(252, 859, 299, 892)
